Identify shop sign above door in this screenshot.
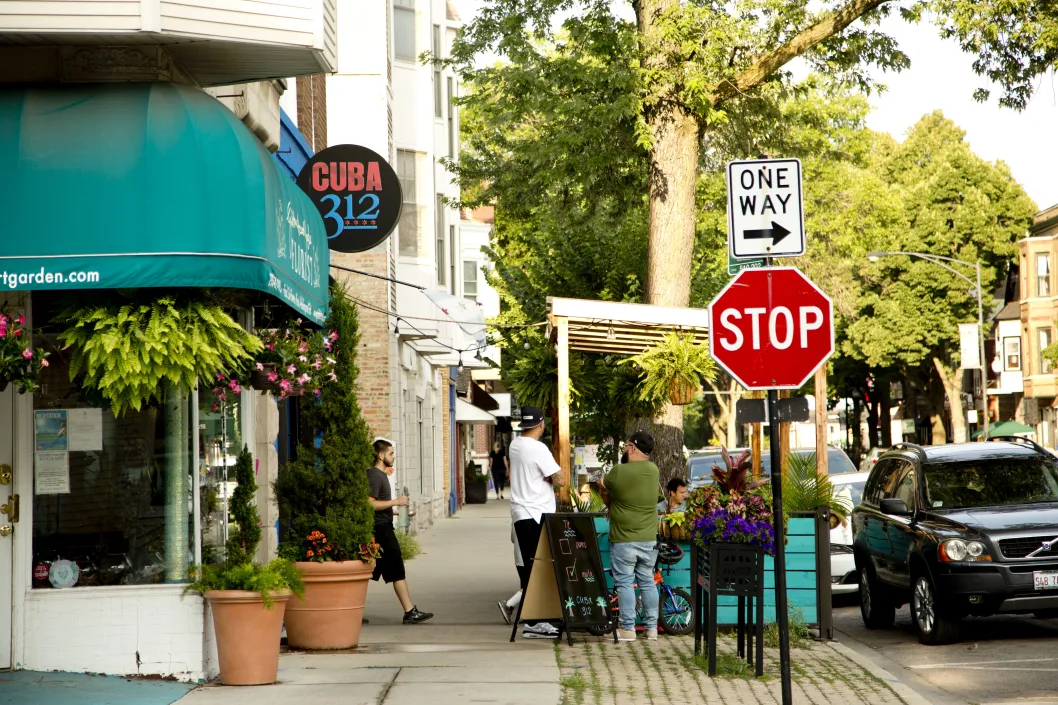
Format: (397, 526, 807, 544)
(297, 144, 403, 253)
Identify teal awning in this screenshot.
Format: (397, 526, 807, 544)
(0, 83, 328, 324)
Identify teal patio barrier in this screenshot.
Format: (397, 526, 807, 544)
(593, 513, 819, 627)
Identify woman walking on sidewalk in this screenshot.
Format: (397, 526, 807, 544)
(490, 441, 509, 499)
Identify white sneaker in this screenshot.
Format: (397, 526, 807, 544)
(497, 601, 513, 625)
(523, 623, 561, 639)
(617, 629, 637, 642)
(645, 629, 658, 641)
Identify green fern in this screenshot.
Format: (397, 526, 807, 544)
(57, 296, 262, 416)
(625, 332, 716, 408)
(781, 452, 851, 525)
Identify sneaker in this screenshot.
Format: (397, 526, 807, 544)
(403, 606, 434, 624)
(498, 600, 513, 625)
(523, 623, 561, 639)
(617, 629, 637, 642)
(645, 629, 658, 641)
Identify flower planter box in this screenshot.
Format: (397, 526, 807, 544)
(594, 513, 822, 628)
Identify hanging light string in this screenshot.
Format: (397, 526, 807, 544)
(342, 291, 494, 354)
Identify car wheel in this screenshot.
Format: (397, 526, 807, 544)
(859, 565, 895, 629)
(911, 572, 960, 645)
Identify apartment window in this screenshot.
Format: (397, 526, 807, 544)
(436, 194, 446, 286)
(1040, 328, 1053, 374)
(447, 77, 456, 157)
(433, 25, 443, 118)
(463, 260, 478, 301)
(449, 225, 457, 294)
(1038, 253, 1051, 297)
(394, 0, 416, 62)
(397, 149, 419, 256)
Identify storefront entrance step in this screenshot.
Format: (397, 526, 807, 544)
(0, 670, 195, 705)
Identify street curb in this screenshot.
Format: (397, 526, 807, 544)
(825, 640, 932, 705)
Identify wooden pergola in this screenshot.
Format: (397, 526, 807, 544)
(546, 297, 711, 487)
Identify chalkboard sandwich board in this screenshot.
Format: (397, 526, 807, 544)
(510, 513, 615, 645)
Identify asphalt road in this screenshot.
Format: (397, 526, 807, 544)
(833, 595, 1058, 705)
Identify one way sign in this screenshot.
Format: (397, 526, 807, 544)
(727, 158, 805, 259)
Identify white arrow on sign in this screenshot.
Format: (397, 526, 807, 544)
(727, 158, 805, 259)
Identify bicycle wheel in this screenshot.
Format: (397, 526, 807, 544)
(658, 587, 694, 635)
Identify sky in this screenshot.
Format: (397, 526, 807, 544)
(453, 1, 1058, 211)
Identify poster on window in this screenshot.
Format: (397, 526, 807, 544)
(34, 409, 68, 451)
(67, 408, 103, 451)
(35, 450, 69, 494)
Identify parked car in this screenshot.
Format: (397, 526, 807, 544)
(829, 472, 870, 596)
(859, 446, 886, 473)
(686, 446, 857, 489)
(853, 437, 1058, 645)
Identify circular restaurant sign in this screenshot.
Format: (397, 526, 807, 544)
(296, 144, 403, 253)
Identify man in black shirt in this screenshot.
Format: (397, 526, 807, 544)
(368, 437, 433, 624)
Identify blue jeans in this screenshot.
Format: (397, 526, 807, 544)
(610, 541, 658, 632)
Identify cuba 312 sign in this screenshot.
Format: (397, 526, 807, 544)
(296, 144, 402, 253)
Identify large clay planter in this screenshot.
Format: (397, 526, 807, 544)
(284, 560, 374, 649)
(207, 589, 290, 686)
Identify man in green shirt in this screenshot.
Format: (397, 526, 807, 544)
(601, 431, 660, 641)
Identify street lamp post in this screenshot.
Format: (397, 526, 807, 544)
(867, 251, 989, 441)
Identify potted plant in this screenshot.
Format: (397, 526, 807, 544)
(464, 460, 489, 504)
(274, 282, 379, 650)
(57, 294, 261, 416)
(659, 510, 692, 542)
(185, 446, 303, 686)
(0, 310, 49, 393)
(686, 447, 779, 555)
(782, 452, 851, 528)
(626, 332, 716, 406)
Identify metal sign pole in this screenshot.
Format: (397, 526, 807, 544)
(768, 388, 793, 705)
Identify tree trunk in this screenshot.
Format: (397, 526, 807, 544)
(880, 380, 892, 447)
(851, 395, 863, 467)
(933, 358, 966, 444)
(635, 0, 701, 488)
(866, 397, 879, 450)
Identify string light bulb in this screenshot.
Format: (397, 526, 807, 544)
(607, 323, 616, 341)
(394, 318, 400, 335)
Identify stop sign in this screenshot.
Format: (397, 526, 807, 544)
(707, 267, 834, 390)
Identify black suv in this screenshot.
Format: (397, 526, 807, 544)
(853, 437, 1058, 644)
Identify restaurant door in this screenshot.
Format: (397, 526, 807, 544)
(0, 386, 15, 668)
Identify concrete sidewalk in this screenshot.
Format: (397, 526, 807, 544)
(178, 499, 560, 705)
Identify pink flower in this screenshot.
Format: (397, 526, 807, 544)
(299, 355, 308, 362)
(313, 360, 322, 370)
(216, 372, 224, 381)
(329, 332, 339, 341)
(298, 374, 311, 385)
(287, 364, 297, 374)
(296, 318, 303, 325)
(268, 342, 275, 351)
(13, 329, 20, 337)
(267, 371, 278, 382)
(21, 348, 32, 360)
(16, 315, 24, 325)
(323, 340, 332, 352)
(326, 357, 336, 365)
(279, 379, 291, 391)
(298, 342, 308, 353)
(40, 358, 49, 368)
(328, 372, 338, 382)
(228, 380, 241, 393)
(256, 362, 264, 371)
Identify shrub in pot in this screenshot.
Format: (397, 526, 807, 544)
(186, 446, 303, 686)
(625, 332, 716, 407)
(275, 282, 378, 650)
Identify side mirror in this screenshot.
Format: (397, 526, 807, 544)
(879, 498, 911, 516)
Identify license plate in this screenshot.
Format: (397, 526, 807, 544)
(1034, 571, 1058, 590)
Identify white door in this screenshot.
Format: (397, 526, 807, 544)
(0, 386, 14, 668)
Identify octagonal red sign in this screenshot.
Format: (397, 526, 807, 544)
(707, 267, 834, 390)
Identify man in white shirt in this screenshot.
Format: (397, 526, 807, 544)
(508, 406, 567, 638)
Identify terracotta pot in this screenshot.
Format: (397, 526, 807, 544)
(206, 589, 290, 686)
(284, 560, 374, 650)
(669, 379, 697, 405)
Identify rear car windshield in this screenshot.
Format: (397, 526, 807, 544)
(924, 457, 1058, 509)
(833, 479, 866, 507)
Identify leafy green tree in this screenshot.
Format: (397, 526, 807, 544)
(844, 113, 1036, 442)
(275, 283, 376, 562)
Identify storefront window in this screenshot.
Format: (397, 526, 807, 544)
(197, 391, 245, 564)
(31, 352, 194, 589)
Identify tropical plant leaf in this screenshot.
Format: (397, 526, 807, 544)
(781, 452, 851, 525)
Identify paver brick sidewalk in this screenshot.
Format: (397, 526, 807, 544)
(556, 633, 926, 705)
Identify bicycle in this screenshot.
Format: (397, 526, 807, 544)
(587, 538, 694, 636)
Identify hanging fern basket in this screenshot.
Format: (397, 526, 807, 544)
(669, 379, 697, 406)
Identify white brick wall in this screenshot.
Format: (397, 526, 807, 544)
(22, 585, 213, 682)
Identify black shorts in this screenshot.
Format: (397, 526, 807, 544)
(371, 522, 406, 584)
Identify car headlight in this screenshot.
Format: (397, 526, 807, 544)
(939, 539, 991, 562)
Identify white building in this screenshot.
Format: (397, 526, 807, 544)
(280, 0, 485, 529)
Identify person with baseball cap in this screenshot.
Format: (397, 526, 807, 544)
(508, 406, 567, 638)
(600, 431, 660, 641)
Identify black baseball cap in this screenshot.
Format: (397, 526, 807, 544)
(627, 431, 655, 456)
(520, 406, 544, 429)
